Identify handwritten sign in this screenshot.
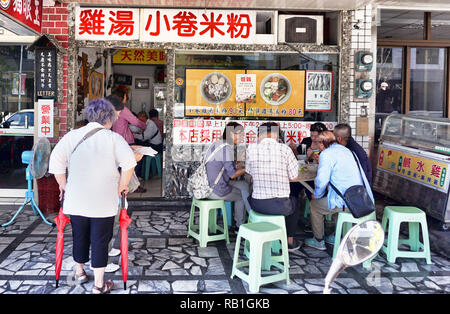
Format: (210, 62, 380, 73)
(35, 48, 57, 100)
(37, 99, 54, 138)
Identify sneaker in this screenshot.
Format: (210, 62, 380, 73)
(108, 248, 121, 257)
(229, 226, 239, 235)
(303, 224, 312, 233)
(305, 238, 326, 251)
(104, 263, 120, 273)
(324, 234, 335, 245)
(288, 239, 302, 251)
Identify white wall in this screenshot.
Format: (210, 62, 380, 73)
(112, 64, 158, 114)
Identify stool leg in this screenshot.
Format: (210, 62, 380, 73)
(408, 222, 419, 252)
(199, 207, 209, 248)
(333, 215, 344, 260)
(231, 234, 242, 279)
(221, 205, 230, 245)
(262, 242, 273, 271)
(387, 218, 400, 264)
(248, 242, 263, 293)
(280, 236, 290, 285)
(209, 208, 218, 234)
(187, 202, 196, 237)
(420, 218, 432, 264)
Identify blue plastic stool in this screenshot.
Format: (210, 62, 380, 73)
(219, 201, 233, 227)
(142, 153, 162, 180)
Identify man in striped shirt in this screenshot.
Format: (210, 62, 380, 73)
(246, 122, 301, 251)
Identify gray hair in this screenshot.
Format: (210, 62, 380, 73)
(85, 98, 117, 125)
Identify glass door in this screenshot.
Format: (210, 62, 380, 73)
(0, 45, 35, 195)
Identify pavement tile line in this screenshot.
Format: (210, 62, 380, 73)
(0, 205, 448, 294)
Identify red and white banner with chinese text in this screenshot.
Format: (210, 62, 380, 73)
(173, 119, 336, 145)
(37, 99, 53, 138)
(75, 7, 256, 44)
(0, 0, 41, 33)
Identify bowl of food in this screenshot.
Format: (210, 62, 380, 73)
(200, 72, 232, 105)
(260, 73, 291, 106)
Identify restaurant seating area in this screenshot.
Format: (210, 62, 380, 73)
(0, 197, 448, 294)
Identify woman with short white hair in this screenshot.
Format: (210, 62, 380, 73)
(49, 98, 136, 294)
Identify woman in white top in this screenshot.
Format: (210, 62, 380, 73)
(49, 98, 136, 294)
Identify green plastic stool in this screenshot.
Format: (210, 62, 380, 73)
(187, 198, 230, 248)
(381, 206, 432, 264)
(231, 222, 290, 293)
(304, 198, 333, 221)
(247, 210, 287, 255)
(142, 153, 162, 180)
(332, 211, 377, 269)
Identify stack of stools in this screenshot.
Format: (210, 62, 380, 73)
(332, 211, 377, 269)
(231, 222, 290, 293)
(187, 198, 230, 248)
(380, 206, 432, 264)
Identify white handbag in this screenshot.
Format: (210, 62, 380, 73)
(187, 143, 227, 199)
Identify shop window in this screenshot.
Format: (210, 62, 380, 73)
(377, 10, 425, 40)
(174, 52, 339, 122)
(409, 48, 446, 117)
(431, 12, 450, 40)
(0, 45, 35, 128)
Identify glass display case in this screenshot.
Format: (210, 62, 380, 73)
(375, 114, 450, 230)
(381, 114, 450, 155)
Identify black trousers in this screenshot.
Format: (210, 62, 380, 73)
(70, 215, 115, 268)
(248, 196, 300, 238)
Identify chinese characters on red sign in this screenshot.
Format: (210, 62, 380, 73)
(173, 119, 335, 145)
(0, 0, 41, 33)
(76, 8, 256, 44)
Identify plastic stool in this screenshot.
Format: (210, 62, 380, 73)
(247, 210, 286, 255)
(218, 201, 233, 227)
(142, 154, 162, 180)
(187, 198, 230, 247)
(381, 206, 431, 264)
(231, 222, 290, 293)
(332, 211, 377, 269)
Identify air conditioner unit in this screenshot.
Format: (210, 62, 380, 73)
(278, 15, 323, 44)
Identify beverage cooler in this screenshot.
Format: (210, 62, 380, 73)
(373, 114, 450, 231)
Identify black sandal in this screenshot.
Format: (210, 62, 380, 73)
(92, 280, 114, 294)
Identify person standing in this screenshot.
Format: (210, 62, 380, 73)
(304, 131, 374, 251)
(111, 86, 146, 145)
(246, 122, 301, 251)
(49, 98, 136, 294)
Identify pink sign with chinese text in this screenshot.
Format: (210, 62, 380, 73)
(37, 99, 53, 138)
(173, 119, 336, 145)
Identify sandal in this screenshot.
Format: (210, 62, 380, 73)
(74, 269, 89, 285)
(92, 280, 114, 294)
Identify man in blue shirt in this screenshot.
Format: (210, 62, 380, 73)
(305, 131, 374, 250)
(334, 123, 372, 186)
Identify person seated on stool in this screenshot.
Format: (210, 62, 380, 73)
(245, 122, 301, 251)
(304, 131, 374, 251)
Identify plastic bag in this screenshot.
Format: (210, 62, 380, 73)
(128, 172, 140, 193)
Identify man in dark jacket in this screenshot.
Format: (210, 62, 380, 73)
(333, 124, 373, 186)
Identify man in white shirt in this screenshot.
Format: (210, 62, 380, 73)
(245, 122, 301, 251)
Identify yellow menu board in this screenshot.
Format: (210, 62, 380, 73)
(246, 70, 305, 117)
(185, 69, 245, 117)
(377, 146, 449, 191)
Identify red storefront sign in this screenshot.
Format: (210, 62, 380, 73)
(0, 0, 42, 33)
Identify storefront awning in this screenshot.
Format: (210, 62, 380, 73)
(58, 0, 372, 11)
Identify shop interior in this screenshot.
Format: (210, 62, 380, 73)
(76, 48, 166, 199)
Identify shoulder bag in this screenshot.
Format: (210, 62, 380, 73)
(329, 152, 375, 218)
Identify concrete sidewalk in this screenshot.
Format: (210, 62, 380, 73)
(0, 201, 448, 294)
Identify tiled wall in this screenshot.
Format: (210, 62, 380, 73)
(347, 5, 375, 154)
